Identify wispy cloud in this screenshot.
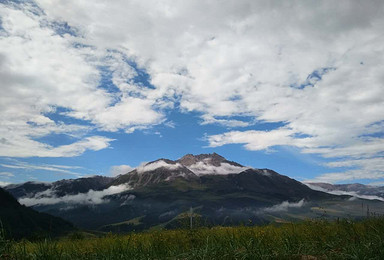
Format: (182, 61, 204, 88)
(109, 165, 134, 177)
(200, 115, 251, 128)
(306, 184, 384, 202)
(19, 184, 131, 206)
(0, 160, 85, 176)
(0, 172, 14, 177)
(310, 157, 384, 183)
(259, 199, 305, 213)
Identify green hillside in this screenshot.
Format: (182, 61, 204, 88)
(0, 188, 74, 239)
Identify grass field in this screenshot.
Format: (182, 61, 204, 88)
(1, 217, 384, 259)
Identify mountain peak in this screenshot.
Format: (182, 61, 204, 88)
(177, 153, 226, 167)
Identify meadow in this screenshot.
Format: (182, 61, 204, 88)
(1, 217, 384, 259)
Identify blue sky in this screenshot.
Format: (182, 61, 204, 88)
(0, 110, 336, 183)
(0, 0, 384, 186)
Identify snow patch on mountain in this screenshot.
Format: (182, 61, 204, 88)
(260, 169, 272, 176)
(187, 161, 249, 176)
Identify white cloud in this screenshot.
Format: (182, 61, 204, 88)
(136, 160, 183, 174)
(90, 97, 165, 132)
(369, 181, 384, 187)
(306, 184, 384, 201)
(1, 0, 383, 183)
(0, 135, 114, 158)
(0, 181, 10, 187)
(187, 161, 249, 176)
(325, 157, 384, 169)
(0, 5, 113, 158)
(109, 165, 134, 177)
(45, 136, 114, 157)
(0, 172, 14, 177)
(0, 3, 163, 158)
(311, 171, 384, 184)
(310, 157, 384, 183)
(0, 160, 86, 176)
(200, 115, 250, 128)
(207, 128, 296, 151)
(260, 199, 305, 213)
(18, 184, 130, 206)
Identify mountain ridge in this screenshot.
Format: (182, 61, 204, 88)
(4, 153, 384, 232)
(306, 182, 384, 201)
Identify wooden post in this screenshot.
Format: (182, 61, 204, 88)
(362, 202, 364, 217)
(190, 207, 193, 229)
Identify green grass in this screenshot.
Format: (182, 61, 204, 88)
(2, 217, 384, 259)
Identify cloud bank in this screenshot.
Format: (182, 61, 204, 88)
(306, 184, 384, 202)
(136, 160, 183, 174)
(18, 184, 130, 206)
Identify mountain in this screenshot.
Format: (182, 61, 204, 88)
(177, 152, 244, 168)
(306, 182, 384, 201)
(6, 175, 113, 198)
(110, 159, 197, 188)
(109, 153, 246, 188)
(5, 153, 384, 232)
(0, 187, 74, 239)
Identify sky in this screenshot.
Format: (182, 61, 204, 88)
(0, 0, 383, 186)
